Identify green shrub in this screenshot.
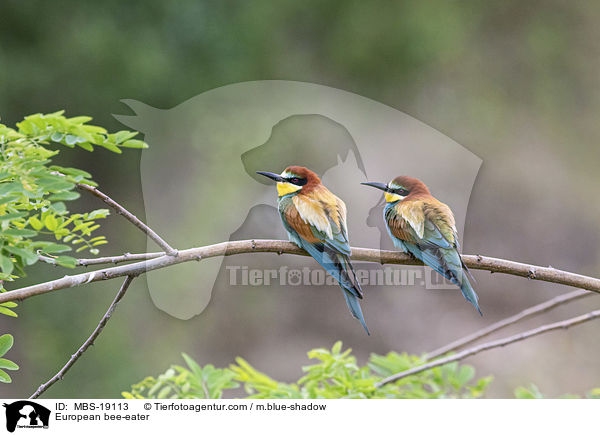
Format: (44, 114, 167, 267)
(514, 384, 600, 399)
(0, 111, 147, 382)
(123, 341, 493, 399)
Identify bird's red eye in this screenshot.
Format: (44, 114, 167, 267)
(291, 178, 299, 184)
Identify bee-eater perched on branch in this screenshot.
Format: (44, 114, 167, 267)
(257, 166, 370, 335)
(362, 176, 481, 315)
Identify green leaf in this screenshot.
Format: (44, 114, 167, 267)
(0, 197, 16, 207)
(0, 369, 11, 383)
(113, 130, 138, 143)
(515, 384, 544, 399)
(29, 216, 44, 230)
(50, 166, 92, 179)
(65, 135, 79, 146)
(332, 341, 343, 354)
(4, 246, 38, 265)
(0, 306, 17, 317)
(88, 209, 110, 219)
(55, 256, 78, 268)
(50, 132, 65, 142)
(39, 179, 74, 192)
(50, 201, 67, 214)
(101, 142, 123, 153)
(41, 243, 71, 254)
(182, 353, 203, 378)
(0, 182, 22, 197)
(0, 358, 18, 370)
(69, 116, 93, 124)
(3, 228, 38, 237)
(44, 214, 59, 231)
(0, 334, 14, 357)
(48, 191, 80, 201)
(81, 125, 107, 134)
(121, 139, 149, 149)
(0, 212, 27, 221)
(76, 141, 94, 152)
(158, 386, 172, 398)
(456, 365, 475, 386)
(0, 255, 14, 275)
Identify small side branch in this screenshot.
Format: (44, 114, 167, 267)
(425, 289, 594, 360)
(39, 252, 164, 267)
(77, 183, 177, 256)
(29, 275, 136, 399)
(376, 308, 600, 387)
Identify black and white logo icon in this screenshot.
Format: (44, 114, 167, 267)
(3, 401, 50, 432)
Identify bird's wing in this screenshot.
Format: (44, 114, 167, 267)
(291, 191, 351, 255)
(386, 199, 457, 250)
(281, 197, 322, 244)
(282, 191, 361, 299)
(424, 201, 478, 282)
(385, 200, 424, 244)
(279, 191, 368, 330)
(386, 199, 481, 314)
(389, 199, 476, 286)
(423, 200, 457, 247)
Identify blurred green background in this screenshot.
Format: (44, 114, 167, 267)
(1, 0, 599, 398)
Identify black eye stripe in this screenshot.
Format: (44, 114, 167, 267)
(392, 187, 409, 196)
(287, 177, 307, 186)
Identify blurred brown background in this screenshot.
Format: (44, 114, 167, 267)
(0, 0, 598, 398)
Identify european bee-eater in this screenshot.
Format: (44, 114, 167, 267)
(362, 176, 481, 315)
(257, 166, 370, 335)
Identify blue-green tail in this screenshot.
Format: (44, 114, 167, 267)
(341, 288, 370, 335)
(457, 274, 481, 316)
(404, 242, 482, 315)
(296, 238, 370, 335)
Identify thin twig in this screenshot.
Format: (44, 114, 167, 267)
(376, 308, 600, 387)
(39, 252, 164, 267)
(425, 289, 594, 360)
(29, 275, 136, 399)
(3, 240, 600, 304)
(77, 183, 178, 256)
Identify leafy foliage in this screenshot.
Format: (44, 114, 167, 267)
(0, 334, 19, 383)
(123, 341, 493, 399)
(124, 344, 600, 400)
(0, 111, 146, 286)
(514, 384, 600, 399)
(0, 111, 147, 383)
(123, 353, 239, 399)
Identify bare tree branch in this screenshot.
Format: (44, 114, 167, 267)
(77, 183, 178, 256)
(376, 308, 600, 387)
(425, 289, 594, 360)
(39, 252, 164, 267)
(3, 240, 600, 304)
(29, 275, 136, 399)
(21, 237, 600, 395)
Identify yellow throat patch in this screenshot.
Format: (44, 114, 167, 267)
(384, 191, 405, 202)
(277, 182, 302, 197)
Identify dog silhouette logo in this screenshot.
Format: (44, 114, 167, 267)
(3, 401, 50, 432)
(115, 80, 481, 320)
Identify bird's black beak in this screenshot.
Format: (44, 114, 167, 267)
(361, 181, 388, 192)
(256, 171, 284, 183)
